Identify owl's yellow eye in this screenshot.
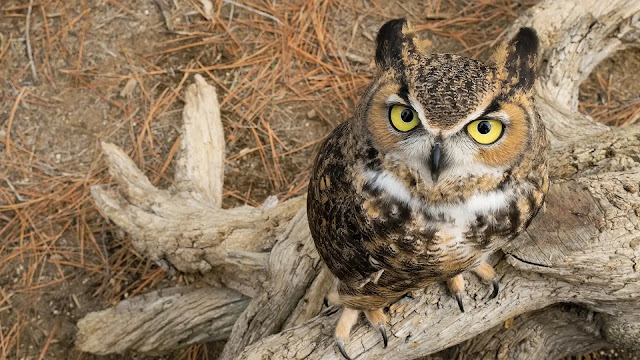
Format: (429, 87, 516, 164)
(389, 105, 419, 132)
(467, 119, 504, 144)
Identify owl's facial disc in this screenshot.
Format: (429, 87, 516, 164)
(365, 20, 540, 183)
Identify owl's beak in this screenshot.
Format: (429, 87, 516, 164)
(430, 142, 442, 182)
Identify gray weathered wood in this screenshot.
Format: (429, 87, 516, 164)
(453, 305, 610, 359)
(218, 207, 322, 360)
(76, 287, 249, 354)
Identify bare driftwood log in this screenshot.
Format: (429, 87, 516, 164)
(453, 305, 610, 360)
(77, 0, 640, 358)
(76, 287, 249, 355)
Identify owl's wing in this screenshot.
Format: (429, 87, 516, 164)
(307, 123, 380, 286)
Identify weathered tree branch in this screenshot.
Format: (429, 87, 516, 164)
(218, 207, 322, 360)
(453, 305, 610, 359)
(90, 74, 305, 297)
(90, 143, 304, 296)
(172, 74, 226, 207)
(76, 287, 249, 355)
(77, 0, 640, 357)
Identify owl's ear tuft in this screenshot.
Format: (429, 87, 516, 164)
(497, 27, 540, 91)
(375, 18, 409, 70)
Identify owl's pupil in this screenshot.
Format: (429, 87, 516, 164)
(477, 121, 491, 134)
(400, 109, 413, 123)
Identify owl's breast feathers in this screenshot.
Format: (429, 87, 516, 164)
(308, 121, 547, 294)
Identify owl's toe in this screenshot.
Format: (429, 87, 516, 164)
(447, 274, 466, 313)
(334, 308, 359, 360)
(364, 308, 388, 348)
(490, 278, 499, 299)
(473, 262, 500, 300)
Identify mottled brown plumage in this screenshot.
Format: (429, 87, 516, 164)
(307, 19, 548, 359)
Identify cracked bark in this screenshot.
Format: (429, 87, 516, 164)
(76, 0, 640, 358)
(453, 305, 610, 360)
(76, 287, 249, 355)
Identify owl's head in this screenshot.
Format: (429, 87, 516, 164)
(356, 19, 543, 184)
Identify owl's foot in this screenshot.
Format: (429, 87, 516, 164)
(335, 308, 359, 360)
(473, 262, 499, 299)
(333, 307, 388, 359)
(447, 264, 499, 313)
(364, 308, 388, 348)
(447, 274, 465, 313)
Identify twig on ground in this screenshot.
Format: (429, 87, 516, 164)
(4, 179, 27, 202)
(25, 0, 39, 82)
(222, 0, 284, 26)
(6, 89, 26, 157)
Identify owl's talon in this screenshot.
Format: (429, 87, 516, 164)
(447, 275, 465, 313)
(490, 278, 499, 299)
(336, 339, 352, 360)
(379, 324, 388, 348)
(455, 292, 465, 313)
(364, 308, 388, 348)
(474, 263, 499, 300)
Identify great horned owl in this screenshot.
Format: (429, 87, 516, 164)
(307, 19, 548, 359)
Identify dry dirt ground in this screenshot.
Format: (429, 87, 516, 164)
(1, 0, 639, 359)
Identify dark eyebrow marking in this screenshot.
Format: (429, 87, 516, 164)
(479, 98, 500, 118)
(397, 73, 411, 104)
(398, 80, 410, 104)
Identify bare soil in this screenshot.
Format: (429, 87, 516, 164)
(0, 0, 638, 359)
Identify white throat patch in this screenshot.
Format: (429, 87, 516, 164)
(363, 169, 512, 221)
